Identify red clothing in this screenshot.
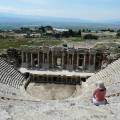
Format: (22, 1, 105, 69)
(93, 88, 106, 101)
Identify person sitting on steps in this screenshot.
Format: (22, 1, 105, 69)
(92, 81, 108, 106)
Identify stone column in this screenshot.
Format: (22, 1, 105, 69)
(83, 54, 86, 70)
(93, 54, 96, 71)
(62, 52, 64, 68)
(52, 51, 54, 67)
(72, 53, 74, 66)
(38, 52, 40, 67)
(31, 53, 33, 67)
(77, 53, 79, 67)
(43, 52, 44, 64)
(89, 54, 91, 71)
(47, 51, 49, 68)
(67, 53, 69, 66)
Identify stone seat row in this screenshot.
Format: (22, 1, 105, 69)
(0, 83, 22, 99)
(0, 71, 21, 88)
(85, 58, 120, 97)
(88, 59, 120, 80)
(0, 58, 25, 88)
(0, 58, 24, 81)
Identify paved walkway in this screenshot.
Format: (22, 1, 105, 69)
(19, 68, 94, 77)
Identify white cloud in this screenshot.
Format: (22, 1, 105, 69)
(0, 7, 15, 13)
(0, 6, 65, 17)
(15, 0, 48, 6)
(0, 6, 46, 15)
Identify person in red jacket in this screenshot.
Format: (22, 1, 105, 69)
(92, 81, 107, 106)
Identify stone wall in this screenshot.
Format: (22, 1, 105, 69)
(21, 46, 106, 72)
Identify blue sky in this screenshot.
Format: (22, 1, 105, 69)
(0, 0, 120, 21)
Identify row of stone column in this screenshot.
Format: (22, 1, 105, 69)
(30, 74, 82, 85)
(21, 51, 96, 71)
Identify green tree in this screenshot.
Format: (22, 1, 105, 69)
(83, 34, 98, 40)
(116, 32, 120, 37)
(77, 29, 81, 37)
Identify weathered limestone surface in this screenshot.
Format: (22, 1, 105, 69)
(0, 58, 24, 88)
(21, 46, 104, 72)
(1, 57, 120, 120)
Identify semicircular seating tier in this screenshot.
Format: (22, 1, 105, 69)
(81, 58, 120, 100)
(0, 57, 25, 88)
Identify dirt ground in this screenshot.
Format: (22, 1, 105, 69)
(27, 83, 76, 100)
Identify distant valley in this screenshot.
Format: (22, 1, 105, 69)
(0, 14, 120, 30)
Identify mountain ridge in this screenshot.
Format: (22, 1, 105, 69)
(0, 13, 120, 30)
